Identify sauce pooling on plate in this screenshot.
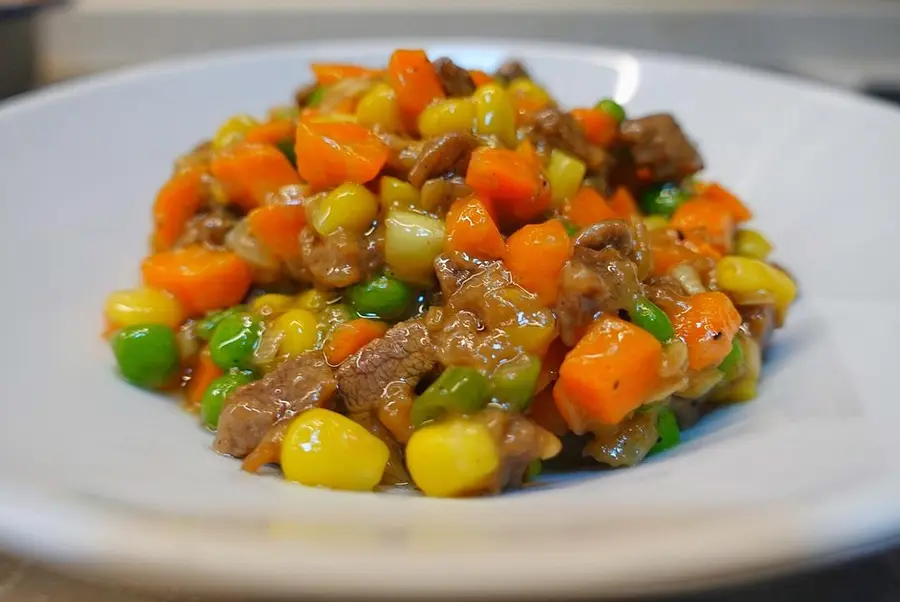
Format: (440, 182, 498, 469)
(101, 50, 796, 497)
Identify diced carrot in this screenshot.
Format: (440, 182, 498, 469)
(141, 246, 253, 316)
(696, 181, 753, 223)
(648, 228, 720, 278)
(186, 347, 223, 409)
(247, 204, 307, 259)
(607, 186, 639, 218)
(465, 147, 550, 222)
(242, 420, 290, 474)
(294, 121, 389, 191)
(101, 317, 118, 340)
(210, 142, 301, 211)
(569, 108, 618, 147)
(515, 139, 541, 170)
(471, 70, 495, 86)
(670, 197, 736, 254)
(377, 395, 414, 444)
(566, 186, 618, 227)
(504, 220, 572, 306)
(529, 388, 569, 437)
(387, 49, 445, 119)
(245, 119, 296, 146)
(325, 319, 389, 366)
(444, 195, 507, 260)
(151, 168, 206, 252)
(671, 291, 741, 371)
(554, 314, 662, 430)
(311, 63, 382, 87)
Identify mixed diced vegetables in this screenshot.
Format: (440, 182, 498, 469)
(102, 51, 796, 497)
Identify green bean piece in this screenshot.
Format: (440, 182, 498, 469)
(631, 298, 675, 342)
(411, 367, 490, 427)
(650, 407, 680, 455)
(489, 355, 542, 412)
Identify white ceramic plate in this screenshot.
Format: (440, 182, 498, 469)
(1, 39, 899, 600)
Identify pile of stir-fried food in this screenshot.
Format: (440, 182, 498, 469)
(102, 51, 797, 497)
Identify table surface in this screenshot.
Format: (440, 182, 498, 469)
(2, 547, 900, 601)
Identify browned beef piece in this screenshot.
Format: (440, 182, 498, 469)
(419, 176, 473, 214)
(584, 411, 658, 466)
(480, 409, 560, 492)
(739, 303, 776, 349)
(524, 107, 608, 170)
(433, 254, 471, 299)
(619, 114, 703, 182)
(175, 205, 239, 249)
(372, 126, 422, 178)
(336, 319, 437, 413)
(294, 81, 318, 107)
(433, 57, 476, 97)
(214, 352, 338, 458)
(298, 226, 363, 289)
(361, 225, 386, 277)
(555, 222, 643, 345)
(407, 133, 476, 189)
(494, 60, 529, 83)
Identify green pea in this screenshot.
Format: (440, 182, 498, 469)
(640, 183, 687, 218)
(348, 274, 413, 320)
(562, 220, 580, 237)
(650, 407, 680, 455)
(209, 313, 263, 371)
(631, 298, 675, 342)
(411, 367, 489, 428)
(717, 339, 744, 376)
(594, 98, 626, 123)
(275, 138, 297, 167)
(306, 86, 325, 107)
(112, 324, 180, 389)
(489, 355, 542, 412)
(201, 371, 255, 430)
(195, 305, 247, 341)
(524, 459, 543, 482)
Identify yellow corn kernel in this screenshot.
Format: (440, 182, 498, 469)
(104, 288, 183, 329)
(305, 113, 358, 125)
(281, 408, 389, 491)
(473, 83, 517, 147)
(379, 176, 420, 212)
(643, 215, 669, 231)
(384, 209, 446, 284)
(715, 256, 796, 319)
(312, 183, 379, 236)
(546, 149, 586, 205)
(212, 114, 259, 150)
(355, 82, 404, 132)
(734, 229, 773, 261)
(274, 309, 319, 356)
(268, 105, 300, 121)
(295, 289, 334, 312)
(406, 416, 500, 498)
(251, 294, 294, 317)
(417, 98, 476, 138)
(506, 77, 552, 110)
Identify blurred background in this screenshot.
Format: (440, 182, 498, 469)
(4, 0, 900, 101)
(3, 1, 900, 600)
